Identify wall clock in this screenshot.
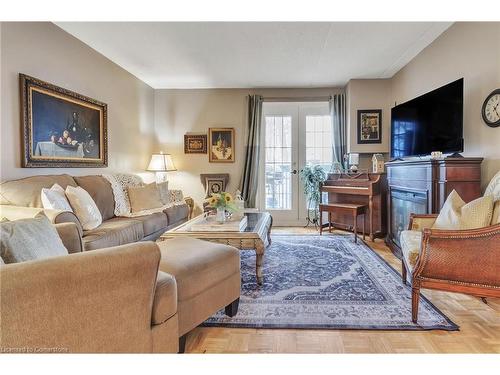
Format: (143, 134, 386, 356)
(481, 88, 500, 127)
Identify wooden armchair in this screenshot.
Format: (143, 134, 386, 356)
(402, 214, 500, 323)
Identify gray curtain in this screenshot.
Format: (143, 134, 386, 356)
(240, 95, 263, 208)
(329, 94, 347, 169)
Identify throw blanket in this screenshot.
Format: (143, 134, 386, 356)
(103, 174, 185, 218)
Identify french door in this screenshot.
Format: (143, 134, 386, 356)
(260, 101, 332, 226)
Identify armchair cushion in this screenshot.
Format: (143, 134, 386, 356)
(432, 190, 493, 230)
(400, 230, 422, 272)
(0, 214, 68, 264)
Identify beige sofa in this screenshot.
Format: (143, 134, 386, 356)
(0, 228, 179, 353)
(0, 174, 193, 250)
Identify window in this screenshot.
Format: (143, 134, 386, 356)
(305, 115, 332, 172)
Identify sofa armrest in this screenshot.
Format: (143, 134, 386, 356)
(0, 241, 162, 353)
(0, 205, 82, 235)
(413, 224, 500, 289)
(152, 271, 177, 325)
(54, 223, 83, 254)
(408, 213, 438, 231)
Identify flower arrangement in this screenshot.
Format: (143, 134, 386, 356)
(205, 192, 238, 222)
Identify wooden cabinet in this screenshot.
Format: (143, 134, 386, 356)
(385, 157, 483, 258)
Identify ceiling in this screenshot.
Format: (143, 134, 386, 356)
(56, 22, 452, 89)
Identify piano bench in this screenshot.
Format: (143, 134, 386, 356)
(319, 203, 368, 243)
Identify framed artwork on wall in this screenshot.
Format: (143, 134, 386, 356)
(184, 133, 207, 154)
(208, 127, 235, 163)
(357, 109, 382, 144)
(20, 73, 108, 168)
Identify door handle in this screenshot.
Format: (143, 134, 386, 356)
(291, 169, 298, 175)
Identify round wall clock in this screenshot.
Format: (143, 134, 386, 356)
(482, 88, 500, 127)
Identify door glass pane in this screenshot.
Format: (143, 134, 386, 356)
(305, 115, 332, 172)
(265, 115, 292, 210)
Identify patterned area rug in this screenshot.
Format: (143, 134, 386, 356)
(204, 234, 458, 331)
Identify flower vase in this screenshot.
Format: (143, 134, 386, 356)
(216, 207, 226, 224)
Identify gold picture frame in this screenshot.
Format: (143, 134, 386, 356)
(208, 127, 235, 163)
(20, 73, 108, 168)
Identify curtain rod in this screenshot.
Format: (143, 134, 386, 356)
(262, 96, 332, 102)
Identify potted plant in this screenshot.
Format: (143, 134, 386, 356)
(205, 192, 238, 223)
(300, 165, 327, 226)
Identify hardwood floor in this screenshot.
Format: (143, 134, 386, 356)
(186, 227, 500, 353)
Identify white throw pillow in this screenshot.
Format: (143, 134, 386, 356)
(41, 183, 73, 211)
(432, 190, 493, 230)
(65, 186, 102, 230)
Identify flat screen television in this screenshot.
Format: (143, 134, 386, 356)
(391, 78, 464, 159)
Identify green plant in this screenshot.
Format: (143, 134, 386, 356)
(300, 165, 327, 222)
(204, 192, 238, 212)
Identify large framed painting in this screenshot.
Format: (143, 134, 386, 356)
(208, 127, 235, 163)
(20, 74, 108, 168)
(357, 109, 382, 144)
(184, 133, 207, 154)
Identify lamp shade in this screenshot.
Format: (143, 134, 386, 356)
(147, 153, 177, 172)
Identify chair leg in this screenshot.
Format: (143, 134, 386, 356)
(319, 209, 323, 235)
(328, 213, 332, 232)
(362, 213, 366, 241)
(178, 334, 188, 354)
(225, 298, 240, 317)
(353, 211, 357, 243)
(412, 282, 421, 324)
(401, 259, 407, 285)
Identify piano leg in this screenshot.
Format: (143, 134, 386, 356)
(328, 213, 332, 232)
(319, 210, 323, 235)
(363, 213, 366, 241)
(369, 196, 374, 241)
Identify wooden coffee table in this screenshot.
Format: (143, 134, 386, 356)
(159, 211, 273, 285)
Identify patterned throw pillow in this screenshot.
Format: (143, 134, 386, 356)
(432, 190, 493, 230)
(102, 174, 144, 216)
(41, 183, 73, 211)
(484, 170, 500, 225)
(157, 181, 169, 205)
(65, 186, 103, 230)
(0, 214, 68, 264)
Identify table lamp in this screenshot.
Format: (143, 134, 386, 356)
(147, 152, 177, 183)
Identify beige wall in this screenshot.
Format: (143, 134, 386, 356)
(0, 22, 155, 182)
(154, 88, 342, 213)
(391, 22, 500, 188)
(346, 79, 392, 154)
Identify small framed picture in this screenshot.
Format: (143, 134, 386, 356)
(357, 109, 382, 144)
(206, 178, 225, 196)
(209, 127, 235, 163)
(184, 134, 207, 154)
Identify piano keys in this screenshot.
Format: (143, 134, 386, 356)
(320, 171, 387, 241)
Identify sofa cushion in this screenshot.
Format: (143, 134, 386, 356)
(163, 204, 189, 226)
(73, 175, 115, 221)
(0, 214, 68, 264)
(158, 237, 240, 301)
(83, 217, 144, 250)
(131, 212, 168, 237)
(400, 230, 422, 272)
(0, 174, 77, 207)
(128, 183, 163, 213)
(152, 271, 177, 325)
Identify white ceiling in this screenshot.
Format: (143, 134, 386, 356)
(56, 22, 452, 89)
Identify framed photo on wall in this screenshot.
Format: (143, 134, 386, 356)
(20, 73, 108, 168)
(357, 109, 382, 144)
(208, 127, 235, 163)
(184, 133, 207, 154)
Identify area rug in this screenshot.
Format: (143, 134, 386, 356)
(203, 234, 458, 331)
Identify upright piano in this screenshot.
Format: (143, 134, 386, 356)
(320, 172, 387, 241)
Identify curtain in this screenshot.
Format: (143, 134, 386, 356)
(240, 95, 263, 208)
(329, 94, 347, 170)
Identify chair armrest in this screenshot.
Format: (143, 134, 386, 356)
(0, 205, 82, 235)
(408, 213, 438, 231)
(184, 197, 194, 219)
(413, 224, 500, 289)
(0, 241, 162, 353)
(54, 223, 83, 254)
(152, 271, 177, 325)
